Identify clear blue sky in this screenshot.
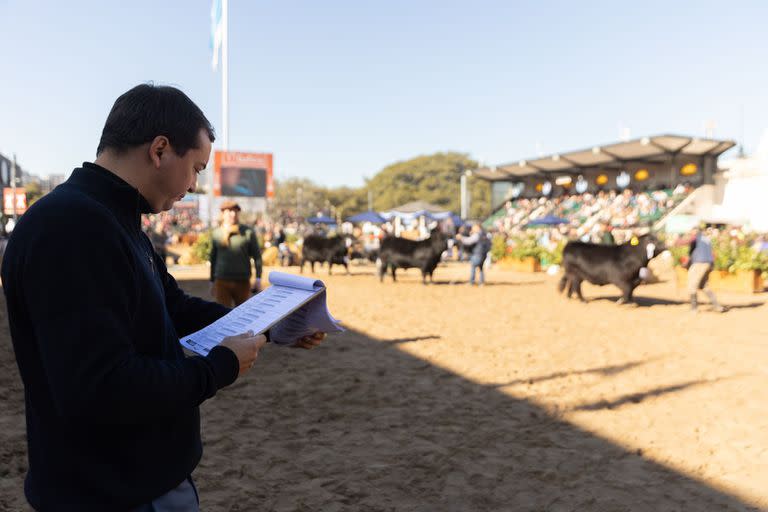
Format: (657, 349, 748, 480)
(1, 0, 766, 187)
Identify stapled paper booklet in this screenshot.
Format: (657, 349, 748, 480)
(180, 272, 344, 356)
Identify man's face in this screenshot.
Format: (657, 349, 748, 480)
(152, 129, 212, 212)
(222, 208, 239, 224)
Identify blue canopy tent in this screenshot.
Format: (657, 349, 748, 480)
(346, 211, 385, 224)
(431, 212, 464, 227)
(451, 214, 464, 227)
(307, 215, 337, 225)
(525, 215, 569, 228)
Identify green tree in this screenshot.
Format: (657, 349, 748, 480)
(25, 181, 43, 206)
(267, 152, 492, 222)
(269, 177, 326, 219)
(365, 152, 490, 219)
(325, 186, 368, 219)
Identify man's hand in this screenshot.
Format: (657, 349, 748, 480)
(220, 331, 268, 377)
(292, 331, 326, 350)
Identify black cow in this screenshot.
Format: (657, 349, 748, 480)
(300, 235, 352, 275)
(558, 233, 664, 304)
(377, 229, 448, 284)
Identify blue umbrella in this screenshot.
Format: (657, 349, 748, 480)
(525, 215, 569, 227)
(307, 215, 336, 225)
(346, 211, 385, 224)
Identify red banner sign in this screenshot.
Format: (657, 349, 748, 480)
(213, 151, 274, 198)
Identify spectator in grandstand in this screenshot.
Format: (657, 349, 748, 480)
(600, 222, 615, 245)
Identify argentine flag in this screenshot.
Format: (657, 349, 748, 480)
(210, 0, 223, 70)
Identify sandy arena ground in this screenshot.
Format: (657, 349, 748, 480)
(1, 261, 767, 511)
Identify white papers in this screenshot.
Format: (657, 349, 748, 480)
(180, 272, 344, 356)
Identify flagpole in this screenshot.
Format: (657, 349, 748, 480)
(208, 0, 229, 229)
(222, 0, 229, 151)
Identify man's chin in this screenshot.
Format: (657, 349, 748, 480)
(161, 197, 184, 212)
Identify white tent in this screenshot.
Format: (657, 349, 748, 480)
(379, 201, 454, 238)
(712, 130, 768, 231)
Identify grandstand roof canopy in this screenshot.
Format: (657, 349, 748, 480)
(474, 134, 736, 181)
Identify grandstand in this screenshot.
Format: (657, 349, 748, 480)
(476, 135, 735, 235)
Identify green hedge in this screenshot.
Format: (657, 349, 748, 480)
(190, 231, 212, 263)
(666, 235, 768, 277)
(491, 234, 565, 266)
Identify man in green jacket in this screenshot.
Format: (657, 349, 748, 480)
(210, 200, 263, 307)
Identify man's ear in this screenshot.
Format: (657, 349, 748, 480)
(149, 136, 170, 168)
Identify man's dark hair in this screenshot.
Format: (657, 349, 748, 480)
(96, 84, 215, 157)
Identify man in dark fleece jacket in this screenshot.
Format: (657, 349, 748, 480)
(1, 84, 325, 511)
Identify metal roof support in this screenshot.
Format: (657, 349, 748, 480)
(595, 147, 623, 164)
(674, 137, 696, 154)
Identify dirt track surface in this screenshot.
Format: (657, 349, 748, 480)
(1, 262, 766, 511)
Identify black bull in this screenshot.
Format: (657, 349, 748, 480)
(300, 235, 352, 275)
(377, 230, 448, 284)
(558, 234, 665, 304)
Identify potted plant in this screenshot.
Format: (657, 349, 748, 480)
(500, 236, 542, 272)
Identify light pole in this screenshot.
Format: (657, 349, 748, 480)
(460, 169, 472, 220)
(11, 154, 18, 222)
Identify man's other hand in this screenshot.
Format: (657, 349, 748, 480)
(292, 331, 326, 350)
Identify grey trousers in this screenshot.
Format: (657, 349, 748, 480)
(130, 477, 199, 512)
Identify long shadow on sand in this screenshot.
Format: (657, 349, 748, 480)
(0, 280, 759, 511)
(566, 376, 737, 412)
(379, 335, 442, 344)
(489, 358, 662, 388)
(580, 295, 764, 309)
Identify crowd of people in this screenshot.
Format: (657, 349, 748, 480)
(489, 185, 694, 246)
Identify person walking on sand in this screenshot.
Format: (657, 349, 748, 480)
(687, 226, 726, 313)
